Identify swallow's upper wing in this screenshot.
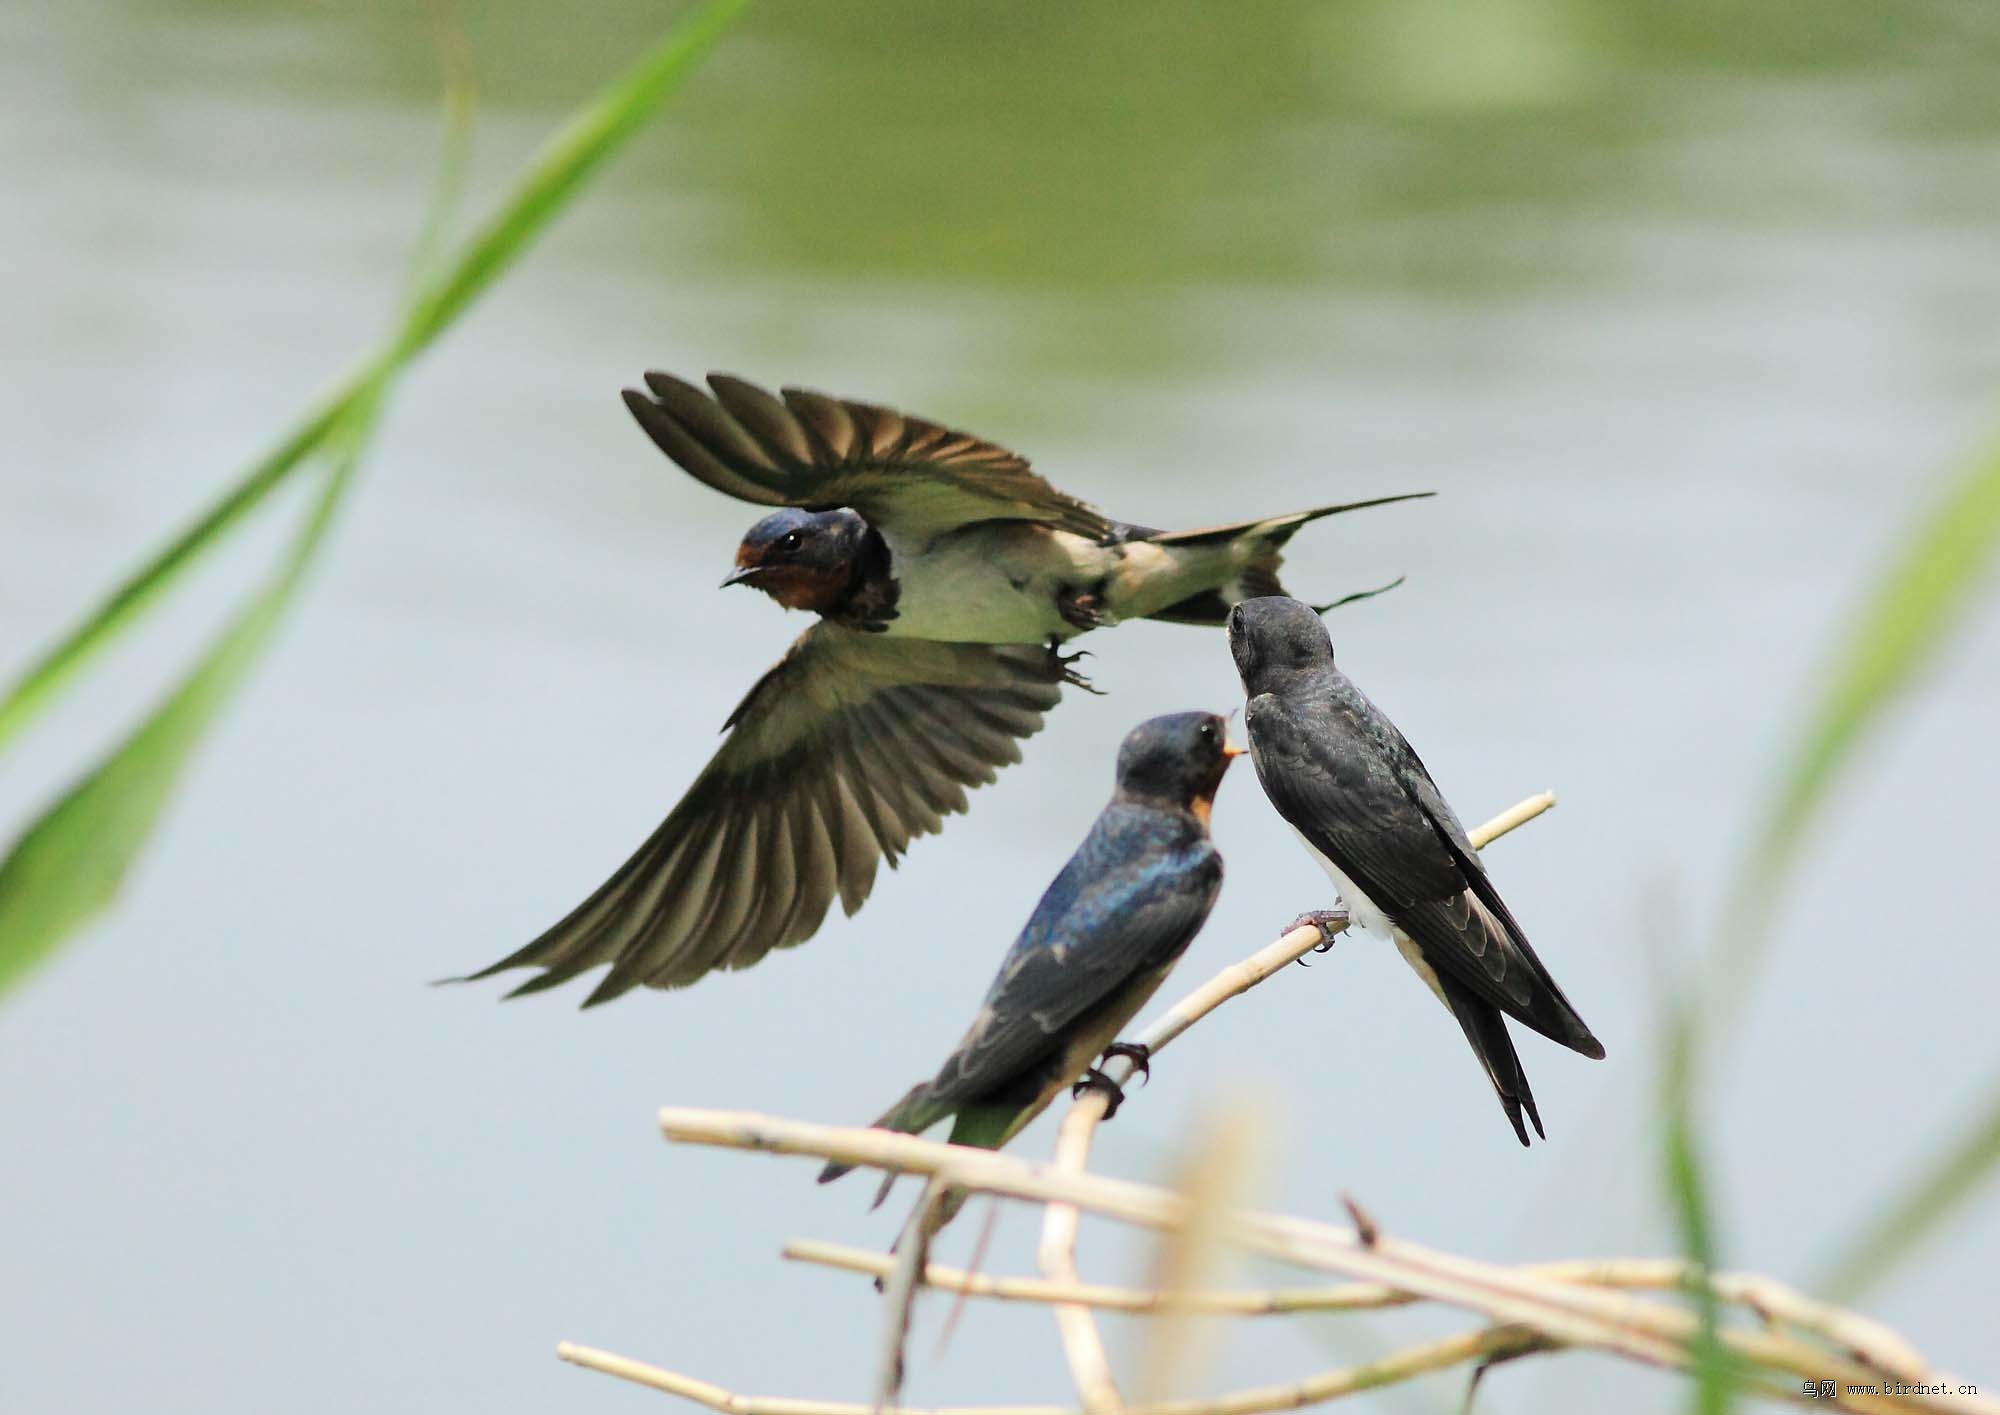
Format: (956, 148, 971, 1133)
(920, 808, 1222, 1109)
(1247, 685, 1601, 1057)
(624, 372, 1113, 542)
(470, 625, 1067, 1003)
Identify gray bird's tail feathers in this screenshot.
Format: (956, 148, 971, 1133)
(1140, 494, 1432, 626)
(1438, 971, 1545, 1147)
(817, 1082, 949, 1191)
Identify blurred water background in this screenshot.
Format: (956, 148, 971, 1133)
(3, 2, 1998, 1411)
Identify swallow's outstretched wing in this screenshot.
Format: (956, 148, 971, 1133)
(624, 372, 1113, 542)
(1245, 688, 1602, 1059)
(918, 811, 1222, 1110)
(468, 625, 1067, 1004)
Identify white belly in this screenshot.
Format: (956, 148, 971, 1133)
(880, 525, 1111, 644)
(1290, 827, 1449, 1007)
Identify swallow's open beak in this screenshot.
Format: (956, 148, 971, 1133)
(720, 564, 763, 589)
(1222, 741, 1248, 759)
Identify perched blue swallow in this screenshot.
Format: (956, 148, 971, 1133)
(1225, 596, 1603, 1145)
(820, 712, 1240, 1202)
(468, 375, 1424, 1005)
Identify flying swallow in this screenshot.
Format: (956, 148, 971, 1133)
(467, 374, 1426, 1005)
(1224, 596, 1603, 1144)
(820, 712, 1240, 1205)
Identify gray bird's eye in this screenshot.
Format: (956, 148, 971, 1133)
(776, 531, 803, 553)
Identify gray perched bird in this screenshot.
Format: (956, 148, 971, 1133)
(467, 375, 1424, 1005)
(1225, 595, 1603, 1144)
(822, 711, 1241, 1205)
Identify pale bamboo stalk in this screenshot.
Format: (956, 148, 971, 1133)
(656, 1112, 1997, 1415)
(786, 1241, 1932, 1381)
(557, 1328, 1883, 1415)
(879, 1176, 957, 1406)
(1040, 1100, 1122, 1413)
(559, 1340, 1066, 1415)
(783, 1238, 1395, 1313)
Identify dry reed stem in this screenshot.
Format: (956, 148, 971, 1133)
(652, 1111, 1994, 1415)
(879, 1176, 957, 1405)
(785, 1240, 1929, 1380)
(557, 1327, 1874, 1415)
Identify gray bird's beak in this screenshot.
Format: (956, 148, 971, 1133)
(720, 564, 762, 589)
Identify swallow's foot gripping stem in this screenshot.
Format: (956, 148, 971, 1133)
(1044, 637, 1106, 695)
(1289, 908, 1349, 965)
(1100, 1040, 1151, 1085)
(1071, 1066, 1131, 1120)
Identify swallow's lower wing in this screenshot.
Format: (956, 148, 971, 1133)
(1248, 693, 1599, 1056)
(922, 816, 1221, 1110)
(469, 626, 1066, 1003)
(625, 372, 1112, 542)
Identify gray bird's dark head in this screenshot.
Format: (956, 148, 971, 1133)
(723, 507, 873, 613)
(1114, 711, 1246, 825)
(1226, 595, 1335, 691)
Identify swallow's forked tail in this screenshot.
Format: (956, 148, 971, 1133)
(1138, 492, 1433, 626)
(817, 1083, 948, 1193)
(1438, 970, 1545, 1147)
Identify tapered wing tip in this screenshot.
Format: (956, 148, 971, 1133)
(640, 369, 704, 402)
(579, 975, 636, 1009)
(1575, 1035, 1607, 1061)
(497, 967, 585, 1002)
(704, 370, 763, 398)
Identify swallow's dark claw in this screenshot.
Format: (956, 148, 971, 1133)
(1071, 1066, 1129, 1120)
(1101, 1040, 1151, 1086)
(1289, 908, 1348, 952)
(1045, 636, 1105, 695)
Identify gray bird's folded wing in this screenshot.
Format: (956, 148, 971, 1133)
(469, 625, 1066, 1004)
(1248, 694, 1601, 1058)
(624, 372, 1113, 542)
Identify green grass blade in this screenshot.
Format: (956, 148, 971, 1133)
(1820, 1070, 2000, 1300)
(1658, 1000, 1743, 1415)
(0, 394, 375, 994)
(0, 0, 746, 755)
(0, 386, 359, 748)
(391, 0, 748, 357)
(1715, 435, 2000, 1007)
(0, 0, 742, 993)
(1693, 432, 2000, 1309)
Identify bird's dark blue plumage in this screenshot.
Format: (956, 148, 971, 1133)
(820, 712, 1238, 1194)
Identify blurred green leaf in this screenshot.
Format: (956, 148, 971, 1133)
(1821, 1072, 2000, 1300)
(0, 0, 745, 755)
(0, 0, 746, 995)
(0, 409, 374, 995)
(1717, 435, 2000, 1006)
(0, 390, 355, 749)
(1699, 431, 2000, 1308)
(1661, 1009, 1740, 1415)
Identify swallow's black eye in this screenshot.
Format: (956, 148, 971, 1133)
(1198, 721, 1217, 742)
(775, 530, 804, 554)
